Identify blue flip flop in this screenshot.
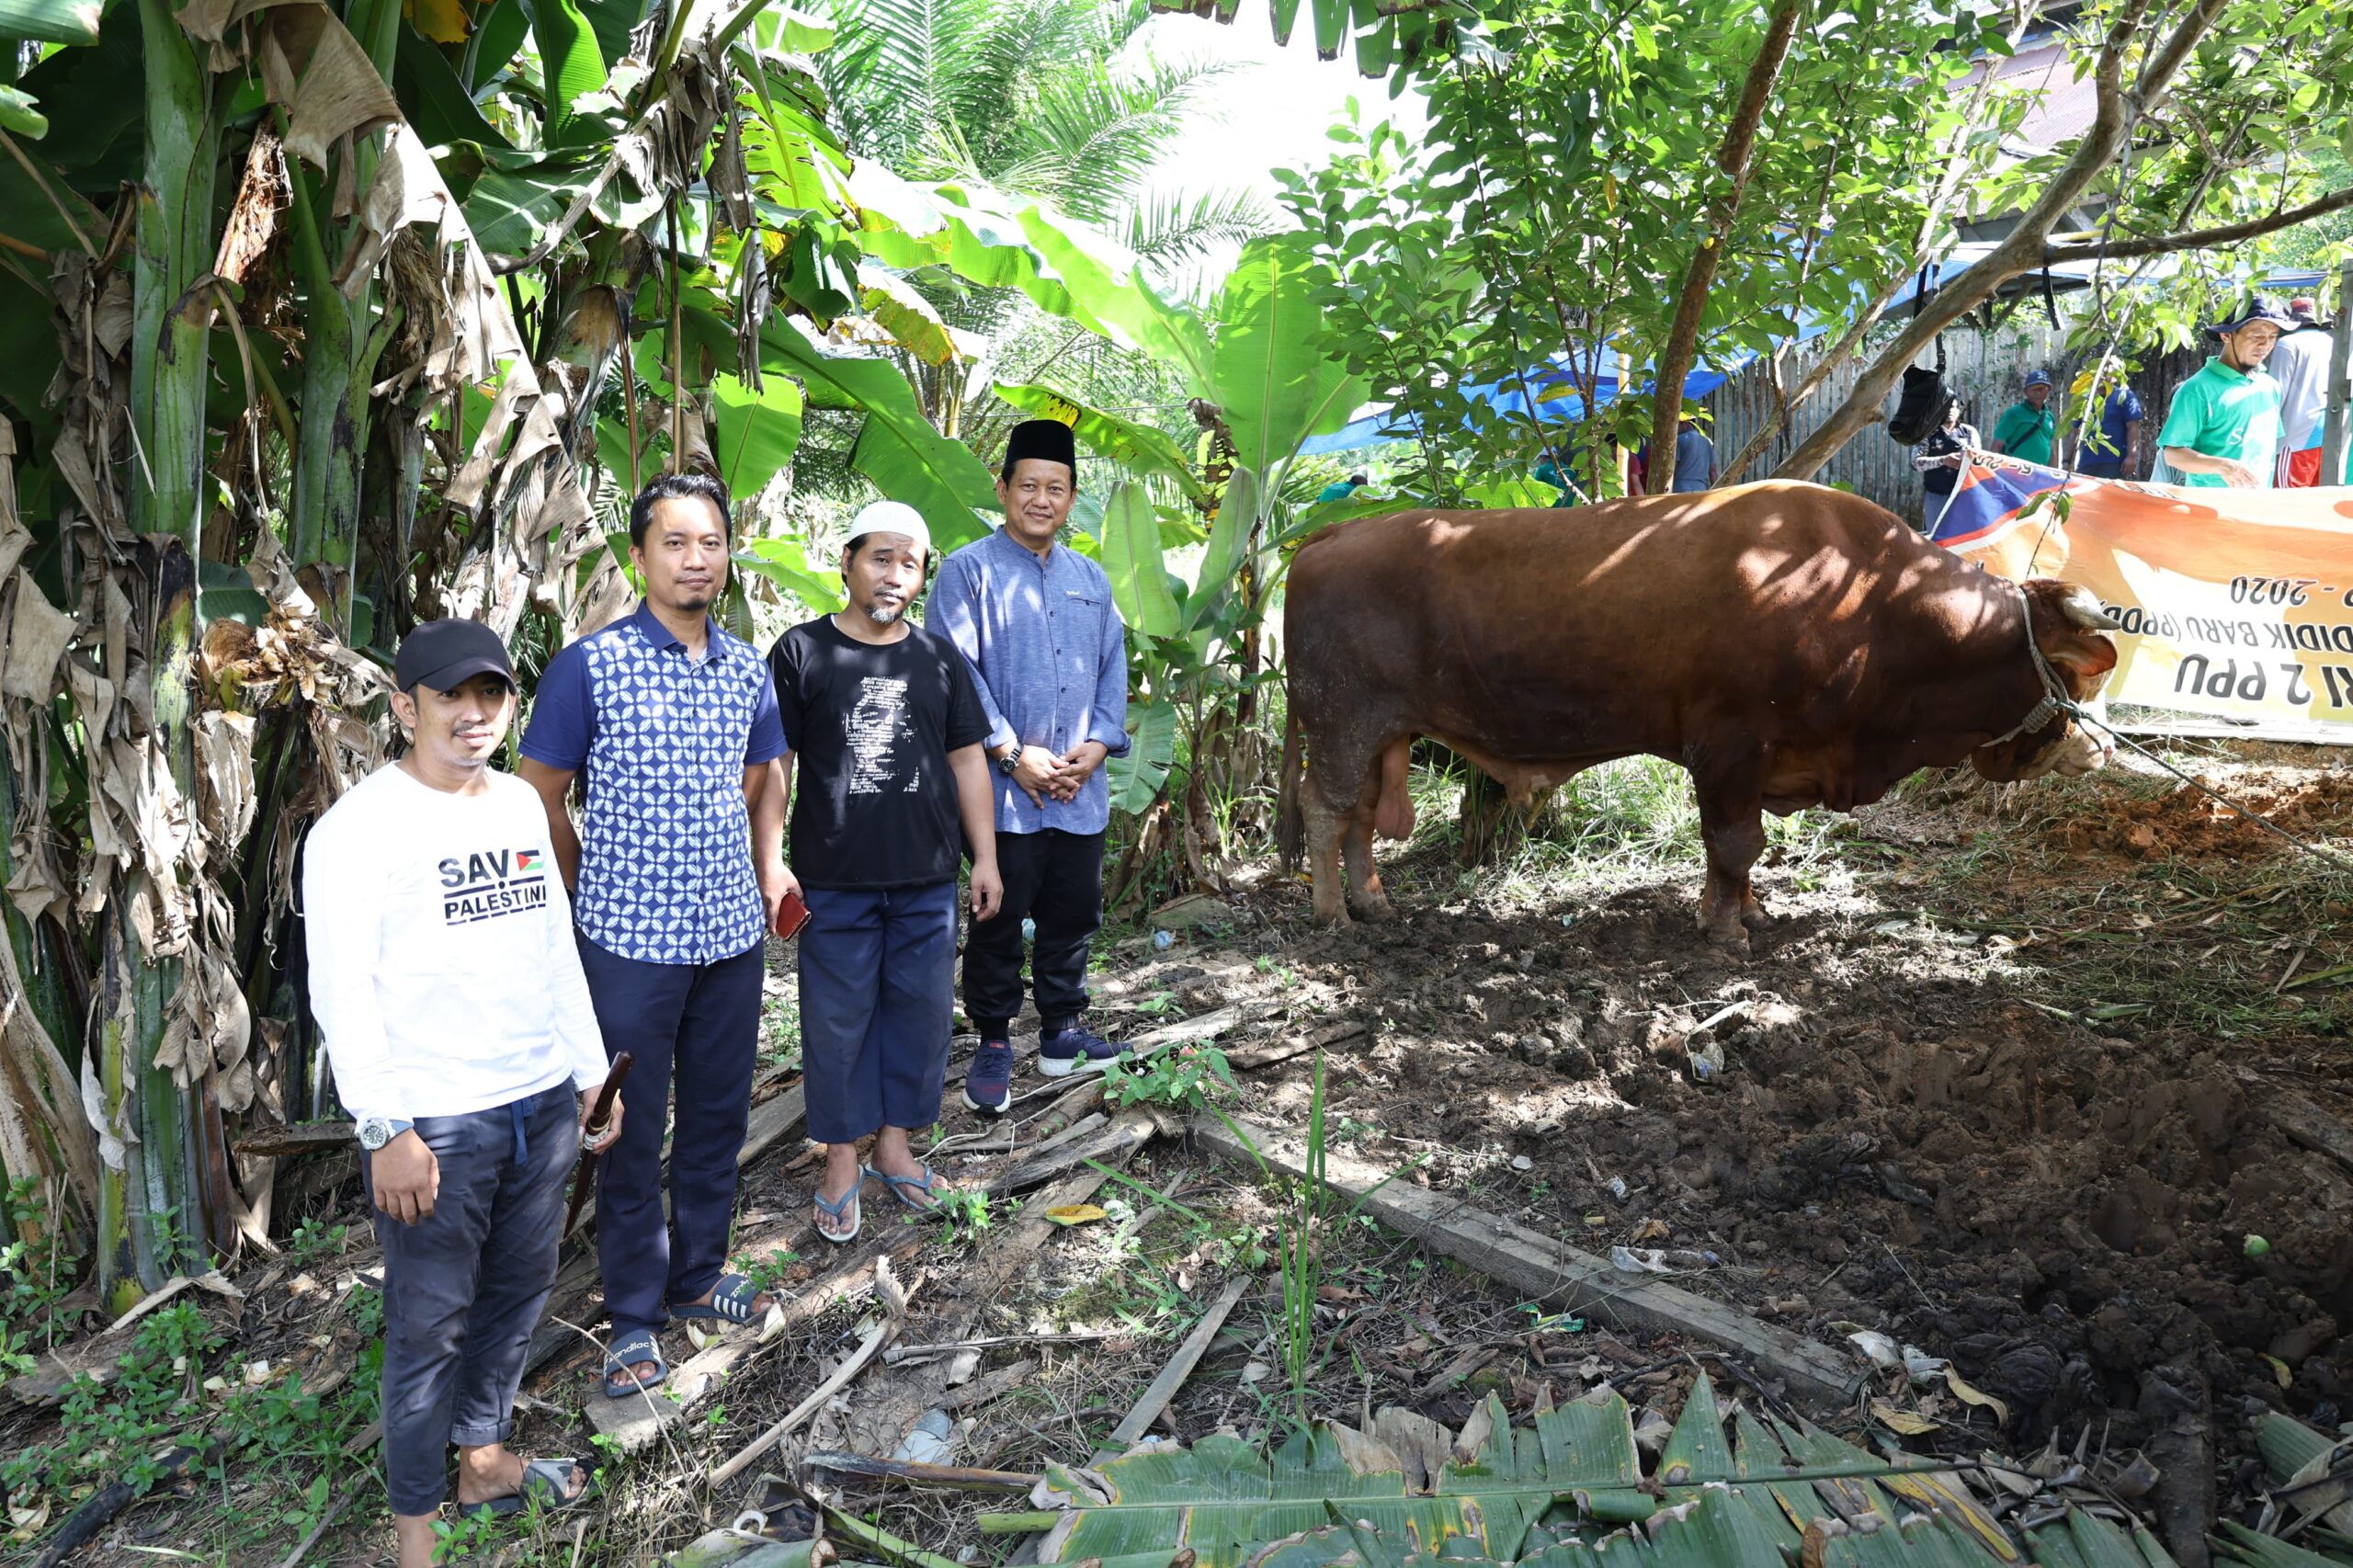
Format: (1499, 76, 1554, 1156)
(813, 1176, 863, 1244)
(460, 1457, 596, 1518)
(670, 1272, 772, 1324)
(602, 1328, 667, 1400)
(865, 1164, 947, 1215)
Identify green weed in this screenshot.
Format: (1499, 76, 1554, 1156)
(1099, 1043, 1236, 1113)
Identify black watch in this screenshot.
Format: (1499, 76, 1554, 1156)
(995, 745, 1020, 778)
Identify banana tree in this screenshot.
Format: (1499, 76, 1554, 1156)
(1011, 233, 1361, 903)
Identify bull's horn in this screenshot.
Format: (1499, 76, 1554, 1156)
(2058, 586, 2125, 631)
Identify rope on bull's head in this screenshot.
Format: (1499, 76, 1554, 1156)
(1985, 581, 2075, 746)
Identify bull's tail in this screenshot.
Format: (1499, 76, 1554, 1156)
(1277, 702, 1304, 872)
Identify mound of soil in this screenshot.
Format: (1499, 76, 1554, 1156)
(2049, 770, 2353, 859)
(1218, 871, 2353, 1470)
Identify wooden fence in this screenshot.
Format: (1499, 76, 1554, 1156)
(1702, 304, 2208, 523)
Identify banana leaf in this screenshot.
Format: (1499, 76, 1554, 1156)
(1099, 481, 1180, 641)
(985, 1378, 2184, 1568)
(994, 381, 1211, 506)
(759, 318, 995, 552)
(710, 371, 804, 501)
(734, 536, 844, 615)
(1106, 700, 1176, 815)
(1203, 233, 1365, 486)
(849, 165, 1211, 381)
(0, 0, 102, 46)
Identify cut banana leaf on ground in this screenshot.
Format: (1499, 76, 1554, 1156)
(978, 1375, 2187, 1568)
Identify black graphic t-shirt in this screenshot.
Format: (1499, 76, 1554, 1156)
(768, 617, 994, 890)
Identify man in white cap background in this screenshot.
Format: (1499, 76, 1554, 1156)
(2267, 297, 2336, 487)
(763, 502, 1003, 1241)
(2158, 297, 2292, 488)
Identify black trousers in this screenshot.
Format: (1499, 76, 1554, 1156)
(963, 828, 1104, 1036)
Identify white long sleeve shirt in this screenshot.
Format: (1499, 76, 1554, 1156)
(301, 764, 608, 1124)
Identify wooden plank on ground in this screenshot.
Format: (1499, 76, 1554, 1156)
(983, 1109, 1162, 1198)
(2266, 1089, 2353, 1176)
(1227, 1019, 1368, 1073)
(1190, 1115, 1861, 1406)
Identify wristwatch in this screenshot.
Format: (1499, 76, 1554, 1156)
(357, 1117, 415, 1152)
(995, 744, 1021, 778)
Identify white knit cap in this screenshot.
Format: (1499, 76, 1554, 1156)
(847, 500, 931, 560)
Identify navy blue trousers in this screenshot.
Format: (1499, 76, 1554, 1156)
(368, 1084, 575, 1516)
(799, 881, 959, 1144)
(575, 933, 764, 1340)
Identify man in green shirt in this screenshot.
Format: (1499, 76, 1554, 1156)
(1990, 370, 2058, 465)
(2157, 299, 2291, 489)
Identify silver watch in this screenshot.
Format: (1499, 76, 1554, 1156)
(357, 1117, 414, 1151)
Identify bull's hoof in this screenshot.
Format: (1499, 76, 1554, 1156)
(1312, 903, 1352, 928)
(1698, 909, 1753, 952)
(1739, 898, 1769, 929)
(1346, 889, 1396, 923)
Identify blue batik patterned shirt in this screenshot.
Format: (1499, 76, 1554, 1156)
(929, 526, 1131, 836)
(520, 603, 787, 964)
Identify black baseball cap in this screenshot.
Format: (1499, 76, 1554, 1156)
(393, 619, 516, 694)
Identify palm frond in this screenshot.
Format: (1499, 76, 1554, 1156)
(1124, 186, 1278, 265)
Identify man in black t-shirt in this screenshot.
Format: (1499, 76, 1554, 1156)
(767, 502, 1003, 1241)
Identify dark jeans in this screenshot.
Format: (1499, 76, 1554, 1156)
(574, 933, 763, 1339)
(799, 881, 959, 1143)
(961, 828, 1104, 1038)
(369, 1084, 576, 1517)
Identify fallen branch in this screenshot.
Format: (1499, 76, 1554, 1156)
(230, 1119, 358, 1158)
(30, 1441, 212, 1568)
(1192, 1114, 1860, 1404)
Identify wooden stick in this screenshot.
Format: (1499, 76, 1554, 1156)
(1091, 1275, 1248, 1463)
(801, 1452, 1040, 1492)
(710, 1258, 917, 1487)
(882, 1329, 1120, 1365)
(273, 1485, 358, 1568)
(710, 1317, 895, 1486)
(983, 1110, 1159, 1198)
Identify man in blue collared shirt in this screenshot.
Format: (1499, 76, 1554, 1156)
(517, 473, 791, 1401)
(930, 420, 1131, 1114)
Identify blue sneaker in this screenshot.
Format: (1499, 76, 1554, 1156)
(1038, 1023, 1123, 1078)
(962, 1039, 1015, 1116)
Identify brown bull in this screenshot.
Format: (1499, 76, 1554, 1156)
(1276, 481, 2122, 942)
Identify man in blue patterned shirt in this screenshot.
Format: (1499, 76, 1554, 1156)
(930, 420, 1131, 1114)
(517, 473, 791, 1400)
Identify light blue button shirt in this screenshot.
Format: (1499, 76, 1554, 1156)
(929, 527, 1131, 836)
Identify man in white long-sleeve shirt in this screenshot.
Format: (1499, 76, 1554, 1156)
(304, 619, 619, 1566)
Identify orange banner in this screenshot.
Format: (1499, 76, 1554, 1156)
(1942, 460, 2353, 724)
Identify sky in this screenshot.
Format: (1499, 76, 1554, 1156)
(1128, 3, 1433, 288)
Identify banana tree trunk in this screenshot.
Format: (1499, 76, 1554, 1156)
(104, 0, 224, 1303)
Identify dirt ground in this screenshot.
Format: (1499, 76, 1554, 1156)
(11, 740, 2353, 1565)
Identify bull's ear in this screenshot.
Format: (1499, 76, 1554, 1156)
(2045, 632, 2119, 678)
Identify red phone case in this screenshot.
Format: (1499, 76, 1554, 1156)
(776, 890, 813, 940)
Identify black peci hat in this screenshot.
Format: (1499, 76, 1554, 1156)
(1001, 418, 1078, 482)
